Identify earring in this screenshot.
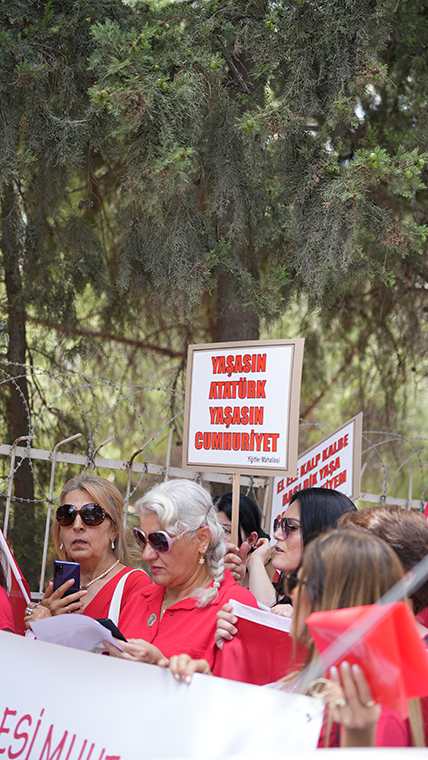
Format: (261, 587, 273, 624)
(111, 538, 115, 550)
(199, 555, 205, 565)
(60, 542, 64, 551)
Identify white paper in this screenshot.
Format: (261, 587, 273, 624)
(30, 613, 125, 652)
(230, 598, 293, 632)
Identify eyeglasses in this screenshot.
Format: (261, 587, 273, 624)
(284, 571, 307, 597)
(56, 503, 107, 527)
(273, 516, 301, 538)
(132, 526, 189, 553)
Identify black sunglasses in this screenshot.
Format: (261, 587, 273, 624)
(56, 503, 107, 527)
(283, 571, 307, 597)
(273, 516, 301, 538)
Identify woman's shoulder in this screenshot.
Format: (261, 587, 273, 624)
(0, 585, 15, 632)
(218, 570, 258, 608)
(120, 566, 151, 593)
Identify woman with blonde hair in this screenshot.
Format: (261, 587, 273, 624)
(287, 530, 423, 747)
(25, 474, 151, 625)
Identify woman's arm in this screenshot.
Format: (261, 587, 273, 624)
(246, 539, 276, 607)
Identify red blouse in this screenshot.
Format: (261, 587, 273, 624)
(118, 569, 258, 673)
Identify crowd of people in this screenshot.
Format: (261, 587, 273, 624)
(1, 475, 428, 749)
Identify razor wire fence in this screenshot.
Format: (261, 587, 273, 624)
(1, 361, 427, 596)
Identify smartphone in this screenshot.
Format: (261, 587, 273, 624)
(97, 618, 127, 642)
(53, 560, 81, 597)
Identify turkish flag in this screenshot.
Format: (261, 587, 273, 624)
(0, 528, 31, 634)
(307, 602, 428, 718)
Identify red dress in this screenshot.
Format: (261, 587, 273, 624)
(118, 569, 258, 673)
(0, 586, 15, 632)
(82, 566, 151, 620)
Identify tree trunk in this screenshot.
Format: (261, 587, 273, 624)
(2, 183, 37, 589)
(216, 230, 260, 342)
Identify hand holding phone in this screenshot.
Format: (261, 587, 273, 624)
(53, 560, 81, 597)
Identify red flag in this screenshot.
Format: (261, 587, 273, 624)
(218, 600, 307, 685)
(0, 528, 31, 635)
(307, 602, 428, 718)
(424, 502, 428, 520)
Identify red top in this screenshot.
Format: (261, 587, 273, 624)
(318, 706, 413, 748)
(0, 586, 15, 632)
(118, 569, 258, 673)
(82, 566, 151, 620)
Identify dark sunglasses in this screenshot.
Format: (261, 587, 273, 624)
(283, 571, 307, 597)
(273, 516, 301, 538)
(56, 503, 107, 527)
(132, 526, 188, 553)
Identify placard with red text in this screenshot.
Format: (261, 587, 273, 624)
(182, 339, 304, 476)
(270, 413, 362, 529)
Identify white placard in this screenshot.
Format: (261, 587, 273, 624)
(0, 631, 322, 759)
(271, 414, 363, 528)
(183, 340, 304, 476)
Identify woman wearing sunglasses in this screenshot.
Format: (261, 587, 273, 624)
(24, 475, 151, 625)
(103, 479, 258, 670)
(245, 487, 357, 610)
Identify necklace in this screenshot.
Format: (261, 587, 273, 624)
(81, 559, 120, 590)
(161, 574, 213, 617)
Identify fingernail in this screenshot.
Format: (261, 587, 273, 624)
(231, 616, 237, 624)
(341, 660, 350, 671)
(185, 675, 191, 684)
(330, 665, 338, 677)
(174, 673, 180, 681)
(352, 663, 360, 675)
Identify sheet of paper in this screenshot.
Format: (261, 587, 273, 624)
(30, 614, 125, 651)
(230, 598, 293, 632)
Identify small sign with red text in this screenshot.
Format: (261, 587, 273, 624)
(182, 339, 305, 476)
(270, 413, 363, 528)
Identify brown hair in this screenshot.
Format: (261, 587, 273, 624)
(293, 530, 424, 747)
(338, 506, 428, 615)
(296, 530, 404, 621)
(53, 475, 129, 565)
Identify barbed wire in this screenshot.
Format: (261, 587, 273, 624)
(1, 361, 428, 508)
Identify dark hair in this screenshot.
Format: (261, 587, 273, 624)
(290, 487, 357, 547)
(0, 548, 7, 591)
(214, 492, 270, 546)
(338, 505, 428, 615)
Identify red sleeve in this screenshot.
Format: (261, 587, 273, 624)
(83, 568, 151, 620)
(0, 586, 15, 632)
(375, 706, 412, 747)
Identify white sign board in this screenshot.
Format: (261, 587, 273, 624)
(0, 631, 322, 759)
(182, 339, 305, 476)
(271, 414, 363, 527)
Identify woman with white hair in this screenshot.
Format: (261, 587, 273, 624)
(104, 479, 258, 672)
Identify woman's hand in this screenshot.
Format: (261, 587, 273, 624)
(223, 541, 249, 584)
(24, 603, 51, 629)
(40, 580, 87, 616)
(215, 603, 238, 650)
(245, 538, 271, 570)
(103, 638, 167, 665)
(328, 661, 381, 747)
(270, 603, 294, 618)
(168, 654, 212, 683)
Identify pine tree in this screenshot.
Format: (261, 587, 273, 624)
(0, 0, 131, 585)
(88, 0, 427, 344)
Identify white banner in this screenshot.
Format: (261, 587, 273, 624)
(270, 414, 362, 530)
(0, 631, 322, 759)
